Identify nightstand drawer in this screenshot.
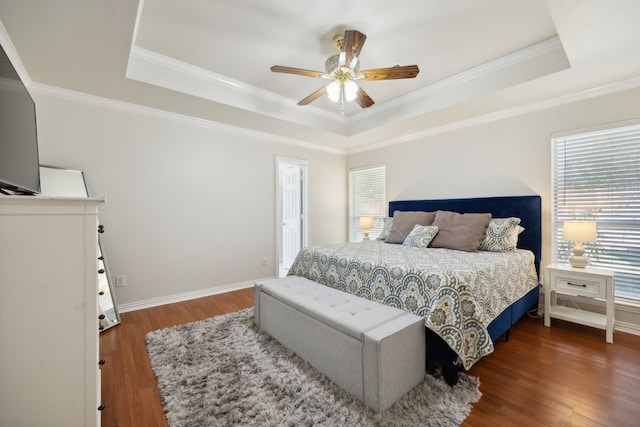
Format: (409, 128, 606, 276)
(552, 273, 606, 298)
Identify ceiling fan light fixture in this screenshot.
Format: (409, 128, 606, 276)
(327, 80, 359, 103)
(271, 29, 418, 114)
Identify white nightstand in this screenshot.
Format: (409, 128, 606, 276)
(544, 263, 615, 343)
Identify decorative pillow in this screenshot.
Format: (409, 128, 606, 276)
(430, 210, 492, 252)
(479, 217, 524, 252)
(402, 225, 439, 248)
(385, 210, 436, 244)
(376, 217, 393, 241)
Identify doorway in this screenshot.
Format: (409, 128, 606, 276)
(276, 158, 308, 278)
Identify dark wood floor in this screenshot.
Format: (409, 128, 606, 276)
(100, 287, 640, 426)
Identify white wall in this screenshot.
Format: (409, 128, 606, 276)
(33, 94, 347, 307)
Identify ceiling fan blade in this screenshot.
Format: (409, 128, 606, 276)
(298, 86, 327, 105)
(355, 87, 375, 109)
(359, 65, 420, 81)
(340, 30, 367, 68)
(271, 65, 325, 78)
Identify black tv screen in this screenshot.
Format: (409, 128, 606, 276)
(0, 43, 40, 195)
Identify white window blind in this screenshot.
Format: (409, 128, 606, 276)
(349, 165, 385, 242)
(551, 121, 640, 300)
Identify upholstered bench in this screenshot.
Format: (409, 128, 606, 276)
(254, 276, 426, 412)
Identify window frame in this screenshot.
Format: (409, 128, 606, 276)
(551, 118, 640, 302)
(348, 164, 386, 242)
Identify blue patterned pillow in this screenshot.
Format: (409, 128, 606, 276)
(402, 225, 439, 248)
(479, 217, 523, 252)
(377, 217, 393, 240)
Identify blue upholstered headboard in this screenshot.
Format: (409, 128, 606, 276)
(388, 195, 542, 276)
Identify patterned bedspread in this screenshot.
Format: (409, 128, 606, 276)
(287, 240, 538, 369)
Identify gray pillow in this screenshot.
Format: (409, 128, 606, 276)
(430, 210, 492, 252)
(385, 210, 436, 244)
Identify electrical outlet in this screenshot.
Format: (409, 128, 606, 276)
(116, 275, 126, 287)
(262, 257, 268, 266)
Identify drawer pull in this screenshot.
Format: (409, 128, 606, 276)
(98, 359, 106, 366)
(99, 314, 106, 320)
(98, 404, 105, 411)
(567, 281, 587, 287)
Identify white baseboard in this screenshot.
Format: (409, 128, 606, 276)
(117, 276, 277, 313)
(614, 320, 640, 336)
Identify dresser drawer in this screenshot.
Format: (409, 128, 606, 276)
(552, 272, 607, 298)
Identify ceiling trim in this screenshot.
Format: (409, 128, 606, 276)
(126, 36, 569, 137)
(349, 36, 564, 124)
(127, 46, 348, 135)
(345, 36, 569, 135)
(28, 82, 346, 155)
(346, 74, 640, 155)
(28, 72, 640, 158)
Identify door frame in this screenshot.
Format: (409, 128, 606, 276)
(276, 156, 309, 277)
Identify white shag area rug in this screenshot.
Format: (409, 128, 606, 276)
(145, 308, 481, 427)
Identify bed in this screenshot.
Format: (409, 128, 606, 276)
(287, 195, 541, 384)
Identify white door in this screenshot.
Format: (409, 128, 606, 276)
(277, 158, 308, 277)
(281, 163, 302, 269)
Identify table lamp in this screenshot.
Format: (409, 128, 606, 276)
(359, 216, 373, 241)
(562, 220, 597, 268)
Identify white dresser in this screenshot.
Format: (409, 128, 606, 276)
(0, 196, 105, 427)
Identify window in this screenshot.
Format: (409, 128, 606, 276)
(349, 165, 385, 242)
(551, 120, 640, 301)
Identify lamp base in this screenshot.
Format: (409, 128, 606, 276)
(363, 230, 370, 241)
(569, 255, 588, 268)
(569, 243, 588, 268)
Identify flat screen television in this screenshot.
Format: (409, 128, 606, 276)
(0, 43, 40, 195)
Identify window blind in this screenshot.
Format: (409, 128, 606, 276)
(552, 121, 640, 300)
(349, 165, 385, 242)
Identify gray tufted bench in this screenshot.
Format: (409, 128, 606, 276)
(254, 276, 426, 412)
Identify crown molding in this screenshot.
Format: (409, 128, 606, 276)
(126, 36, 568, 137)
(351, 36, 564, 123)
(346, 74, 640, 155)
(27, 72, 640, 158)
(28, 83, 346, 155)
(126, 46, 347, 136)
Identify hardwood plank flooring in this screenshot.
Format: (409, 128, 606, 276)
(100, 288, 640, 426)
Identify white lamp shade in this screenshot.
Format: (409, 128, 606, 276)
(562, 221, 597, 243)
(359, 216, 373, 230)
(344, 80, 358, 101)
(326, 81, 340, 102)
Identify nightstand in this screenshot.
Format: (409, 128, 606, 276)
(544, 263, 615, 343)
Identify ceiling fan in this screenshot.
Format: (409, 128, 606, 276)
(271, 30, 420, 115)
